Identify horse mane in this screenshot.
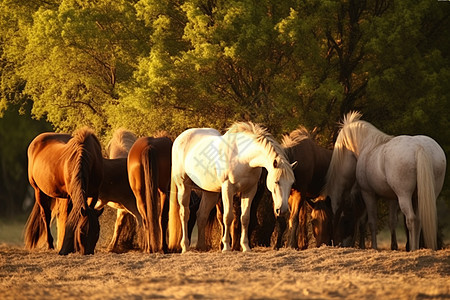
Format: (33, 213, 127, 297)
(336, 111, 393, 157)
(281, 126, 311, 148)
(106, 128, 137, 158)
(226, 121, 294, 181)
(324, 111, 393, 195)
(65, 127, 99, 229)
(153, 130, 172, 139)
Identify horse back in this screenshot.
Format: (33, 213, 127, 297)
(100, 158, 134, 202)
(286, 138, 332, 197)
(27, 133, 73, 197)
(359, 135, 446, 198)
(172, 128, 223, 190)
(128, 136, 173, 190)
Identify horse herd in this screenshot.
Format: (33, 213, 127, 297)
(24, 112, 447, 255)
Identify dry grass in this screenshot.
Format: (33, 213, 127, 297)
(0, 211, 449, 299)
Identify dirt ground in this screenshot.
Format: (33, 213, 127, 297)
(1, 206, 449, 300)
(0, 242, 449, 299)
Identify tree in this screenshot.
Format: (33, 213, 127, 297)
(0, 102, 51, 216)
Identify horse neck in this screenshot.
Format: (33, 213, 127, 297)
(340, 122, 391, 158)
(236, 135, 276, 169)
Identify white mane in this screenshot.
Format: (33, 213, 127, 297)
(106, 128, 137, 158)
(325, 111, 393, 194)
(336, 111, 392, 157)
(226, 122, 294, 181)
(281, 126, 311, 148)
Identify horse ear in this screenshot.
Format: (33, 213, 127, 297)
(96, 207, 104, 217)
(273, 159, 278, 169)
(290, 161, 298, 170)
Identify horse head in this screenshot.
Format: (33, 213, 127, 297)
(326, 146, 357, 214)
(266, 158, 296, 217)
(77, 207, 103, 254)
(306, 196, 333, 247)
(59, 207, 103, 255)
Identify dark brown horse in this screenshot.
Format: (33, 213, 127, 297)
(274, 127, 333, 249)
(127, 136, 172, 253)
(97, 157, 141, 252)
(96, 129, 140, 253)
(25, 128, 104, 255)
(333, 183, 368, 249)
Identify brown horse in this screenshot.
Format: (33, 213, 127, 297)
(333, 183, 368, 249)
(274, 127, 333, 249)
(25, 128, 104, 255)
(127, 136, 172, 253)
(97, 157, 141, 252)
(96, 129, 140, 252)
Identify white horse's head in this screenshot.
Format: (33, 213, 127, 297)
(266, 157, 296, 216)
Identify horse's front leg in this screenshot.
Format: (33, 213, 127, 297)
(288, 190, 301, 249)
(108, 208, 128, 253)
(159, 189, 169, 253)
(221, 182, 235, 252)
(55, 198, 69, 251)
(240, 185, 258, 252)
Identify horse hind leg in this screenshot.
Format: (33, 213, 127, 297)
(108, 209, 128, 253)
(221, 182, 235, 252)
(196, 191, 219, 251)
(398, 194, 420, 251)
(231, 196, 241, 251)
(135, 192, 150, 252)
(361, 191, 378, 250)
(388, 200, 399, 250)
(38, 190, 54, 249)
(177, 181, 192, 253)
(159, 190, 170, 253)
(25, 188, 52, 250)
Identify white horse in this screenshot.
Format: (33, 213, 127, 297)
(168, 122, 296, 253)
(325, 112, 446, 250)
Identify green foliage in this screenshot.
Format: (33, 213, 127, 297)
(0, 102, 51, 216)
(1, 0, 448, 141)
(0, 0, 449, 216)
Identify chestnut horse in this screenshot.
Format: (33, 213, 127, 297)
(25, 128, 104, 255)
(274, 127, 333, 249)
(127, 136, 172, 253)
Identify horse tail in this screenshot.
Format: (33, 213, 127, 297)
(168, 178, 182, 252)
(24, 201, 45, 249)
(416, 147, 437, 250)
(142, 145, 162, 253)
